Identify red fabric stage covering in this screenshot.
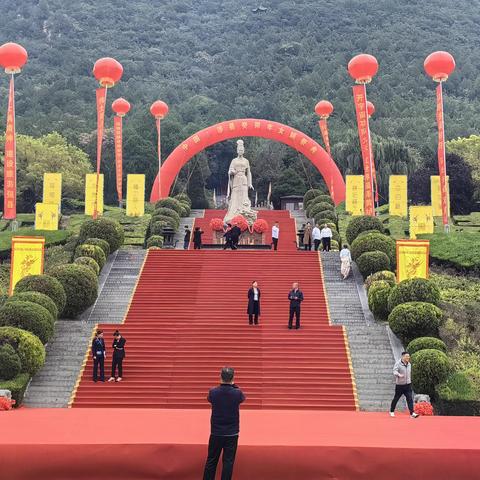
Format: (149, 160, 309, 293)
(1, 408, 479, 479)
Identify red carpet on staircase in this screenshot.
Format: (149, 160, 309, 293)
(72, 210, 357, 410)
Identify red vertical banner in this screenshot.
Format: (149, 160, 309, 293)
(94, 87, 107, 217)
(352, 84, 375, 216)
(4, 77, 16, 220)
(113, 115, 123, 203)
(318, 119, 331, 156)
(436, 83, 449, 226)
(156, 118, 161, 199)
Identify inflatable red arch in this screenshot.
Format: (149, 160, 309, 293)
(150, 118, 345, 205)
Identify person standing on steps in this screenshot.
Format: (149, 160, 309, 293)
(184, 225, 191, 250)
(230, 223, 242, 250)
(312, 223, 321, 251)
(288, 282, 304, 329)
(109, 330, 126, 382)
(321, 224, 333, 251)
(223, 223, 233, 250)
(303, 222, 312, 251)
(203, 367, 246, 480)
(390, 352, 419, 418)
(92, 329, 106, 383)
(247, 280, 261, 325)
(339, 244, 352, 280)
(272, 221, 279, 251)
(193, 226, 204, 250)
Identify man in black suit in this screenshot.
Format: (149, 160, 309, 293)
(92, 329, 106, 382)
(288, 282, 304, 329)
(109, 330, 126, 382)
(229, 223, 242, 250)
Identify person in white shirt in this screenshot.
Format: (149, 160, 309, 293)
(312, 224, 321, 251)
(320, 224, 333, 251)
(339, 244, 352, 279)
(271, 222, 279, 251)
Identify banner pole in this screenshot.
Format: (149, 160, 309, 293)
(94, 86, 107, 220)
(436, 81, 449, 232)
(157, 118, 161, 200)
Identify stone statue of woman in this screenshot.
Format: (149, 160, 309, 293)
(225, 140, 257, 223)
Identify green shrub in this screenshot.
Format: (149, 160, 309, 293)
(303, 189, 324, 206)
(150, 215, 179, 230)
(74, 256, 100, 276)
(155, 197, 183, 214)
(388, 302, 443, 345)
(0, 343, 21, 380)
(407, 337, 447, 355)
(50, 264, 98, 318)
(147, 235, 164, 248)
(0, 326, 45, 375)
(177, 203, 189, 217)
(174, 193, 192, 207)
(45, 245, 73, 272)
(75, 244, 106, 270)
(154, 207, 181, 224)
(7, 292, 58, 320)
(0, 373, 31, 406)
(388, 278, 441, 312)
(356, 251, 390, 278)
(367, 280, 393, 320)
(436, 370, 480, 401)
(0, 301, 54, 344)
(351, 232, 396, 268)
(365, 270, 396, 291)
(79, 218, 124, 252)
(314, 210, 337, 223)
(14, 274, 66, 315)
(150, 220, 172, 235)
(307, 202, 334, 218)
(330, 239, 339, 251)
(314, 218, 337, 229)
(411, 349, 450, 395)
(346, 215, 385, 245)
(83, 238, 110, 257)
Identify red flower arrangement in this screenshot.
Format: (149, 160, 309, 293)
(253, 219, 269, 234)
(0, 396, 14, 411)
(209, 218, 225, 231)
(414, 401, 434, 416)
(230, 215, 249, 232)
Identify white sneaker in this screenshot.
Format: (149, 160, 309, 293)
(389, 412, 395, 417)
(411, 413, 419, 418)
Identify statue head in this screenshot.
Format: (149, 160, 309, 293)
(237, 139, 245, 157)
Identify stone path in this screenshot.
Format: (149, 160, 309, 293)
(174, 209, 205, 249)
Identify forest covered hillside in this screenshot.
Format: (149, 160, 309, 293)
(1, 0, 480, 206)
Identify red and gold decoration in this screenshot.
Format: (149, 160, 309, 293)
(0, 42, 28, 222)
(230, 215, 249, 232)
(210, 218, 225, 231)
(348, 54, 378, 216)
(396, 239, 430, 283)
(252, 218, 268, 234)
(92, 57, 123, 219)
(424, 51, 455, 231)
(150, 100, 169, 199)
(112, 97, 131, 207)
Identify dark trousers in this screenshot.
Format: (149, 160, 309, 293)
(184, 240, 189, 250)
(390, 383, 414, 414)
(111, 356, 123, 378)
(194, 242, 201, 250)
(322, 237, 331, 251)
(93, 356, 104, 382)
(304, 241, 311, 251)
(289, 304, 301, 329)
(314, 239, 321, 251)
(272, 237, 278, 251)
(248, 314, 259, 324)
(203, 434, 239, 480)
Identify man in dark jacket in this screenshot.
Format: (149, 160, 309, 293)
(223, 223, 233, 250)
(229, 224, 242, 250)
(184, 225, 191, 250)
(288, 282, 304, 329)
(203, 367, 245, 480)
(92, 330, 106, 382)
(109, 330, 126, 382)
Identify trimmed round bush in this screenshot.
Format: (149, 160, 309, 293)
(388, 278, 441, 312)
(407, 337, 447, 355)
(74, 256, 100, 276)
(0, 301, 54, 344)
(367, 280, 393, 320)
(357, 251, 390, 279)
(303, 189, 324, 206)
(314, 218, 336, 229)
(154, 207, 181, 224)
(330, 239, 340, 251)
(365, 270, 396, 291)
(0, 326, 45, 375)
(75, 244, 106, 270)
(307, 201, 334, 218)
(50, 264, 98, 319)
(351, 232, 396, 267)
(155, 197, 183, 214)
(7, 291, 58, 320)
(314, 210, 337, 223)
(150, 220, 172, 235)
(0, 343, 21, 381)
(84, 238, 110, 257)
(147, 235, 164, 248)
(346, 215, 385, 245)
(79, 218, 124, 252)
(174, 193, 192, 206)
(150, 214, 179, 230)
(411, 349, 450, 395)
(177, 203, 190, 217)
(388, 301, 443, 345)
(14, 274, 66, 315)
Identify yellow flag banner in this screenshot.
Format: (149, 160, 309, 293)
(396, 239, 430, 283)
(43, 173, 62, 210)
(431, 175, 450, 218)
(126, 174, 145, 217)
(409, 206, 434, 238)
(35, 203, 59, 231)
(345, 175, 364, 215)
(9, 236, 45, 295)
(389, 175, 408, 217)
(85, 173, 104, 216)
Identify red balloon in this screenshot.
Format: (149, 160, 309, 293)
(0, 42, 28, 74)
(315, 100, 334, 118)
(424, 51, 455, 82)
(348, 54, 378, 83)
(150, 100, 169, 119)
(93, 57, 123, 87)
(367, 101, 375, 117)
(112, 98, 131, 116)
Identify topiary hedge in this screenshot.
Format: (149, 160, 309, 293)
(0, 301, 55, 344)
(155, 197, 183, 214)
(357, 251, 391, 279)
(150, 214, 179, 230)
(314, 210, 337, 223)
(74, 256, 100, 276)
(174, 193, 192, 207)
(147, 235, 164, 248)
(388, 301, 443, 345)
(407, 337, 447, 355)
(7, 291, 58, 320)
(411, 349, 450, 395)
(367, 280, 393, 320)
(75, 244, 106, 270)
(150, 220, 173, 236)
(351, 232, 396, 268)
(346, 215, 385, 245)
(79, 218, 124, 252)
(387, 278, 441, 312)
(307, 201, 334, 218)
(0, 372, 31, 406)
(303, 189, 324, 206)
(50, 264, 98, 318)
(14, 274, 66, 315)
(0, 343, 21, 380)
(365, 270, 396, 292)
(154, 207, 181, 223)
(83, 238, 110, 257)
